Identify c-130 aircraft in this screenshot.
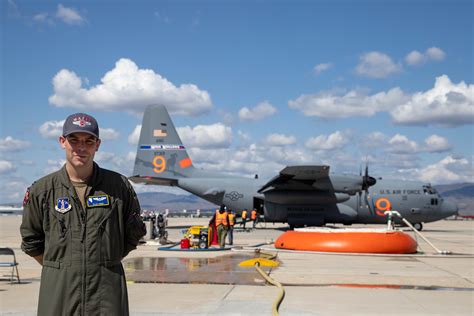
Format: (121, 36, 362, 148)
(130, 105, 458, 230)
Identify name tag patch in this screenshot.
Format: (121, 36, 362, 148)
(87, 195, 110, 208)
(55, 197, 72, 214)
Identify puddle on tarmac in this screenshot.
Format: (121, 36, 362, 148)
(124, 254, 277, 285)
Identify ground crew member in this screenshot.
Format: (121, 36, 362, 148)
(241, 209, 248, 229)
(211, 204, 229, 248)
(227, 210, 236, 245)
(251, 208, 258, 228)
(20, 113, 146, 316)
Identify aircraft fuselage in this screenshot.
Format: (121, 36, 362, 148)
(176, 176, 457, 227)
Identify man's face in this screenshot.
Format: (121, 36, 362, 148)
(59, 133, 101, 168)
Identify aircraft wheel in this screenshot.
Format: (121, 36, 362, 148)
(289, 224, 295, 230)
(413, 222, 423, 231)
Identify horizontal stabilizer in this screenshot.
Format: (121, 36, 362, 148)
(128, 175, 178, 186)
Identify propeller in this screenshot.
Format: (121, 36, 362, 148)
(362, 165, 377, 191)
(358, 163, 377, 212)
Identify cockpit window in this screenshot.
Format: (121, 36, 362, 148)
(423, 185, 437, 195)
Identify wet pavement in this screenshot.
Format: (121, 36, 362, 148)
(124, 254, 278, 285)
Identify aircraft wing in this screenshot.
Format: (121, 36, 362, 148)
(258, 165, 331, 193)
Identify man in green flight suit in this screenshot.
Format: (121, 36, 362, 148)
(20, 113, 146, 315)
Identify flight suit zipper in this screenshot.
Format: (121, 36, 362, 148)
(72, 194, 87, 316)
(81, 210, 87, 316)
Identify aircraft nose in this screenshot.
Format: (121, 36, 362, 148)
(442, 200, 458, 216)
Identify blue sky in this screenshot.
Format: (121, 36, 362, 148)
(1, 0, 473, 203)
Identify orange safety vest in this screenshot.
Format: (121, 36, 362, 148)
(251, 209, 257, 220)
(228, 213, 235, 226)
(242, 210, 247, 219)
(215, 210, 228, 226)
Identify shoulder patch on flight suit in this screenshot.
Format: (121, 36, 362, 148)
(87, 195, 110, 208)
(23, 187, 30, 207)
(55, 197, 72, 214)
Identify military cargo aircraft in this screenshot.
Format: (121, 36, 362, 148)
(130, 105, 458, 230)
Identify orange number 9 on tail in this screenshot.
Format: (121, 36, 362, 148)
(153, 156, 166, 173)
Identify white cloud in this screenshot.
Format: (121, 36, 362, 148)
(390, 75, 474, 126)
(94, 151, 136, 176)
(360, 132, 389, 149)
(305, 131, 350, 151)
(95, 152, 116, 164)
(405, 47, 446, 66)
(100, 128, 120, 140)
(414, 155, 473, 184)
(238, 101, 277, 122)
(126, 151, 136, 162)
(44, 159, 66, 175)
(314, 63, 333, 75)
(33, 12, 50, 23)
(387, 134, 419, 154)
(0, 160, 16, 174)
(56, 4, 85, 25)
(355, 52, 401, 78)
(423, 135, 451, 153)
(0, 136, 31, 152)
(290, 74, 472, 125)
(39, 120, 64, 139)
(289, 87, 407, 118)
(426, 47, 446, 61)
(380, 154, 421, 170)
(264, 133, 297, 146)
(361, 132, 451, 155)
(0, 177, 30, 203)
(187, 143, 312, 179)
(49, 58, 212, 116)
(177, 123, 232, 149)
(405, 50, 425, 66)
(128, 125, 142, 145)
(39, 119, 120, 140)
(237, 130, 251, 143)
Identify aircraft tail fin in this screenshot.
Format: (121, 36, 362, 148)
(130, 105, 195, 186)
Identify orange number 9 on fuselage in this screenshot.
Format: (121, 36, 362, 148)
(375, 198, 391, 217)
(153, 156, 166, 173)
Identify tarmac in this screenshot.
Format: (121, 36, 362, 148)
(1, 216, 473, 315)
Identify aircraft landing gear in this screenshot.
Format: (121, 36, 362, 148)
(413, 222, 423, 231)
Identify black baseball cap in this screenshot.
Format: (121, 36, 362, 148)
(63, 113, 99, 138)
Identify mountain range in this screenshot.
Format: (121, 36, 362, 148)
(435, 183, 474, 216)
(137, 192, 217, 211)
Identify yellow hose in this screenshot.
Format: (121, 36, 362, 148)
(254, 261, 285, 316)
(239, 250, 285, 316)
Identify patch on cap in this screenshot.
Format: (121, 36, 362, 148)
(72, 116, 92, 127)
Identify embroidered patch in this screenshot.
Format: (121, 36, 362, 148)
(23, 188, 30, 207)
(55, 197, 72, 214)
(87, 195, 110, 208)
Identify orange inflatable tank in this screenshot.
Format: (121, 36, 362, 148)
(275, 228, 417, 254)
